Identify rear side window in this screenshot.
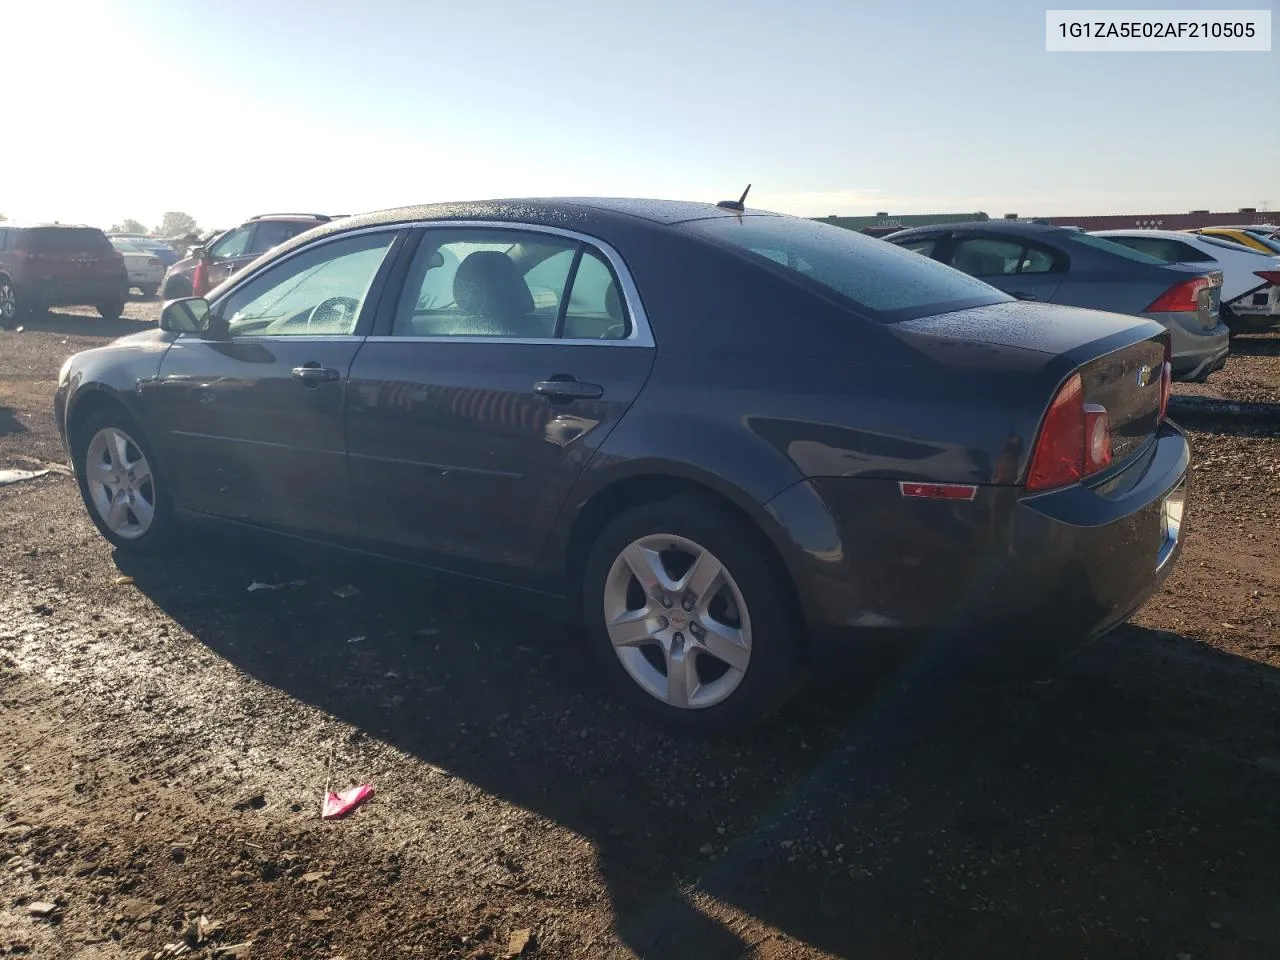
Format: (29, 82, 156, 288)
(28, 228, 112, 254)
(250, 220, 312, 254)
(1067, 232, 1166, 264)
(684, 216, 1009, 321)
(949, 237, 1061, 277)
(1103, 236, 1215, 264)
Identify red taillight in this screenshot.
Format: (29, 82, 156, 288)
(1254, 270, 1280, 286)
(1145, 276, 1208, 313)
(191, 259, 208, 297)
(1025, 376, 1117, 493)
(1026, 373, 1085, 492)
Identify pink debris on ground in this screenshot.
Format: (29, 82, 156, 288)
(321, 784, 375, 820)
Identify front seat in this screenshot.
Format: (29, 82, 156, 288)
(452, 251, 539, 336)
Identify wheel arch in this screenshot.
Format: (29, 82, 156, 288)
(65, 386, 137, 454)
(550, 466, 810, 649)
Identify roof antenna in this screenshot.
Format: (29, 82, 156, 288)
(717, 184, 751, 212)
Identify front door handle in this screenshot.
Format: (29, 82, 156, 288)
(292, 364, 340, 386)
(533, 378, 603, 400)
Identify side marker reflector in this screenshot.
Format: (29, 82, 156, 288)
(899, 481, 978, 501)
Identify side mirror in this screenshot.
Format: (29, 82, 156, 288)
(159, 297, 212, 335)
(186, 244, 206, 259)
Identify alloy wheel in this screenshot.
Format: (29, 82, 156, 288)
(84, 426, 156, 539)
(602, 534, 752, 709)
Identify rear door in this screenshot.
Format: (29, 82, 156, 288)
(203, 224, 256, 287)
(944, 234, 1066, 302)
(345, 224, 655, 575)
(154, 229, 402, 536)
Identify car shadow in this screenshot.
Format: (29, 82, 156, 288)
(1227, 334, 1280, 357)
(114, 534, 1280, 959)
(17, 309, 155, 339)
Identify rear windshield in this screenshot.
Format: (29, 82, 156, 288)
(683, 215, 1010, 321)
(1066, 232, 1166, 264)
(28, 228, 112, 254)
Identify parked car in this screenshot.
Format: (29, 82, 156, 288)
(54, 199, 1189, 730)
(1187, 227, 1280, 256)
(108, 234, 180, 269)
(1095, 229, 1280, 333)
(108, 237, 166, 298)
(160, 214, 331, 299)
(884, 221, 1228, 382)
(0, 223, 129, 325)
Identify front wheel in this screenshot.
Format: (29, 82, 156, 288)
(581, 496, 805, 733)
(139, 284, 159, 299)
(73, 409, 174, 552)
(97, 300, 125, 321)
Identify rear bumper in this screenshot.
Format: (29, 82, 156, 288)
(1147, 311, 1230, 379)
(766, 421, 1190, 663)
(28, 277, 129, 305)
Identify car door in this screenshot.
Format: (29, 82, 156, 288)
(945, 234, 1066, 302)
(153, 229, 403, 536)
(203, 224, 257, 287)
(345, 224, 655, 576)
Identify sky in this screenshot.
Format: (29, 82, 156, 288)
(5, 0, 1277, 232)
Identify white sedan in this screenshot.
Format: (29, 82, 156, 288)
(1095, 229, 1280, 332)
(108, 237, 166, 298)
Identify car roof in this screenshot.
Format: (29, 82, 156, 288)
(0, 222, 103, 231)
(1094, 229, 1216, 241)
(267, 197, 785, 249)
(885, 220, 1074, 239)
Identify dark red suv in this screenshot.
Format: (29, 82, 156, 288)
(159, 213, 333, 299)
(0, 224, 130, 326)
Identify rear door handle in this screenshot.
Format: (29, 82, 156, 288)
(292, 364, 340, 386)
(533, 378, 603, 400)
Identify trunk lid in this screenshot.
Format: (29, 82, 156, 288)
(893, 300, 1170, 479)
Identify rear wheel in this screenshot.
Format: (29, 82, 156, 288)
(72, 408, 174, 552)
(162, 276, 192, 299)
(581, 496, 805, 733)
(0, 279, 16, 327)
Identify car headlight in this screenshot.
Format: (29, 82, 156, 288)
(58, 357, 73, 386)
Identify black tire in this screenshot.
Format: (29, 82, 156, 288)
(1222, 303, 1239, 339)
(72, 406, 175, 553)
(581, 495, 806, 734)
(139, 284, 159, 299)
(97, 300, 125, 321)
(0, 278, 16, 329)
(161, 276, 192, 300)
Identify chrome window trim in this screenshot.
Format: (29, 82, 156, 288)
(208, 220, 656, 349)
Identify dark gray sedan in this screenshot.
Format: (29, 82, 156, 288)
(54, 199, 1189, 731)
(884, 221, 1229, 382)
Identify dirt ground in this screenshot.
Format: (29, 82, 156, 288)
(2, 305, 1278, 960)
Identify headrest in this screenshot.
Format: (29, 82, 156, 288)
(453, 251, 534, 323)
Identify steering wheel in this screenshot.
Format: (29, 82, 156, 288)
(602, 321, 627, 340)
(306, 296, 360, 331)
